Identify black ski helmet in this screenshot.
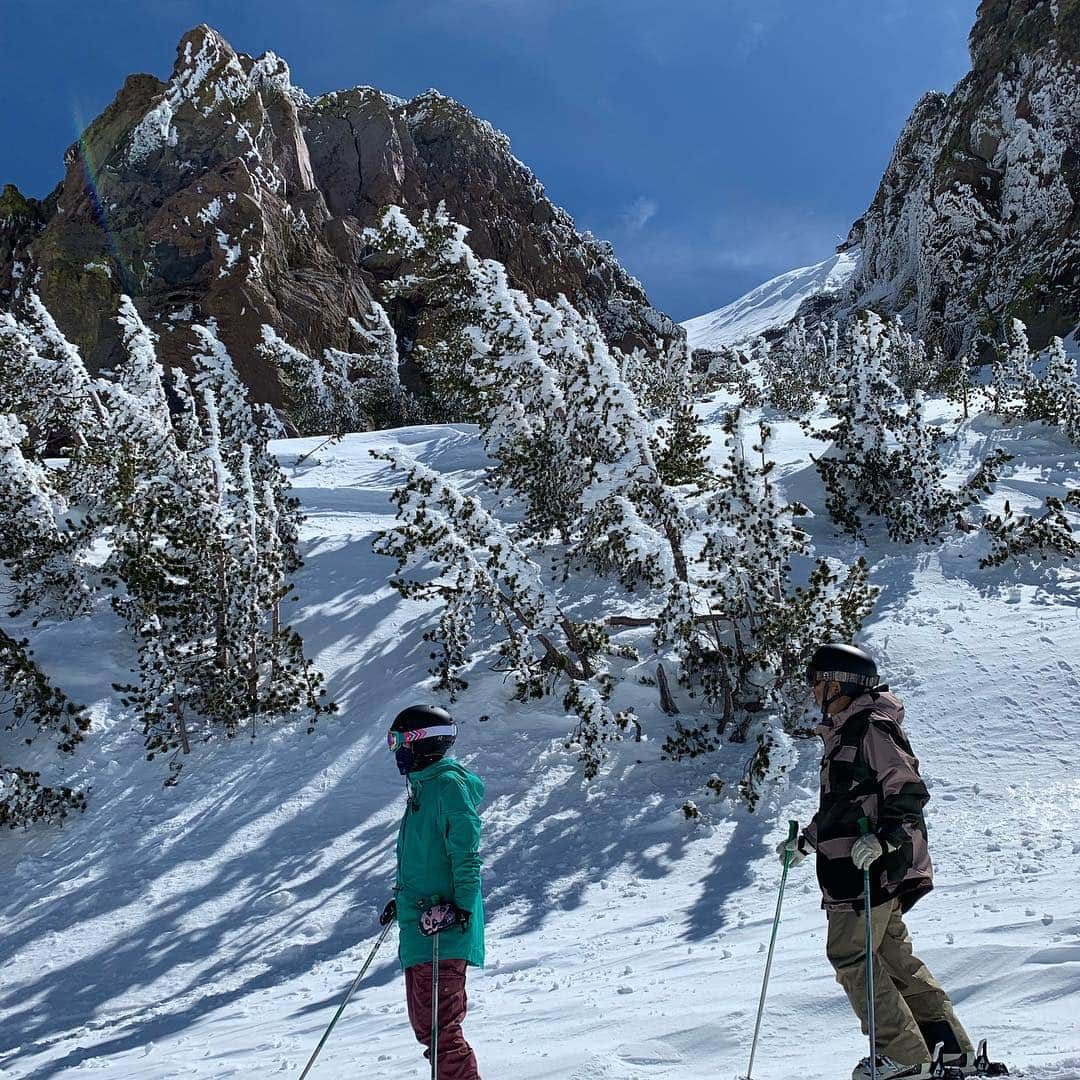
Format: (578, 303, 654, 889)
(388, 704, 457, 774)
(806, 642, 879, 697)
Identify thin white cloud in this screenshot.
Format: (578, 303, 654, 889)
(620, 196, 658, 234)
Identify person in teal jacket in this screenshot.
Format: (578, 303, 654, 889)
(380, 705, 485, 1079)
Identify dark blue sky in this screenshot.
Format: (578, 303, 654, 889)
(0, 0, 979, 321)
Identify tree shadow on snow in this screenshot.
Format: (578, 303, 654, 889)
(0, 530, 438, 1074)
(1, 418, 985, 1077)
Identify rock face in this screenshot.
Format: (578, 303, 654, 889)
(0, 26, 677, 406)
(833, 0, 1080, 357)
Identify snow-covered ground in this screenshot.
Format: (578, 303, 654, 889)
(3, 406, 1080, 1080)
(682, 250, 859, 351)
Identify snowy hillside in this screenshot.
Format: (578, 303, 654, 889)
(3, 407, 1080, 1080)
(682, 250, 859, 351)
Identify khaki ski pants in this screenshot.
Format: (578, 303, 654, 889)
(826, 900, 973, 1065)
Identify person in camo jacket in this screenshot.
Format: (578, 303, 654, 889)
(777, 643, 976, 1080)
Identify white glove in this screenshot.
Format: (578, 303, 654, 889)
(851, 833, 884, 871)
(776, 834, 809, 868)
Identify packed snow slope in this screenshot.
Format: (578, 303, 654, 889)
(682, 250, 859, 351)
(3, 403, 1080, 1080)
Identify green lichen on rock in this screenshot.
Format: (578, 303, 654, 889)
(0, 184, 35, 219)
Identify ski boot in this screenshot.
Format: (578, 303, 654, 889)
(852, 1056, 931, 1080)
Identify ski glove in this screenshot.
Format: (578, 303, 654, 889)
(776, 833, 812, 867)
(419, 901, 470, 936)
(851, 833, 884, 871)
(379, 899, 397, 926)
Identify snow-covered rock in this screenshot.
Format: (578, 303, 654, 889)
(687, 1, 1080, 360)
(835, 0, 1080, 357)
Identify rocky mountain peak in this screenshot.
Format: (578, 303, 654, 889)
(969, 0, 1080, 74)
(822, 0, 1080, 358)
(1, 26, 676, 412)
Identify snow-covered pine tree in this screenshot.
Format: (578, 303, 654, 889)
(887, 319, 936, 394)
(762, 318, 817, 417)
(169, 368, 203, 451)
(1, 627, 89, 827)
(259, 324, 362, 437)
(990, 318, 1035, 418)
(667, 409, 879, 807)
(812, 312, 1008, 543)
(193, 322, 298, 579)
(1038, 336, 1080, 445)
(935, 350, 980, 419)
(618, 346, 656, 406)
(558, 303, 697, 649)
(372, 448, 636, 776)
(95, 305, 329, 780)
(780, 317, 809, 372)
(814, 311, 908, 535)
(373, 207, 601, 541)
(891, 391, 1011, 543)
(98, 296, 179, 493)
(622, 333, 693, 414)
(887, 391, 962, 544)
(375, 447, 582, 691)
(476, 291, 586, 541)
(0, 413, 91, 621)
(365, 204, 488, 421)
(727, 338, 767, 408)
(979, 489, 1080, 568)
(655, 397, 712, 488)
(259, 313, 414, 441)
(190, 321, 331, 738)
(692, 343, 740, 395)
(812, 318, 843, 391)
(0, 295, 105, 455)
(693, 411, 812, 715)
(97, 299, 217, 774)
(636, 333, 711, 488)
(346, 302, 415, 428)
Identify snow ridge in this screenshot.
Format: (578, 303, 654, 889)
(682, 249, 859, 351)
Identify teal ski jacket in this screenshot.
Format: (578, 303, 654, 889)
(394, 757, 485, 971)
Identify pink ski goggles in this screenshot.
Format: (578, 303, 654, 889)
(386, 725, 457, 752)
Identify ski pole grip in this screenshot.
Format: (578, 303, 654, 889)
(787, 819, 799, 842)
(858, 817, 871, 836)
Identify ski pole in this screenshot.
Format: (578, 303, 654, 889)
(298, 921, 394, 1080)
(744, 818, 799, 1080)
(430, 928, 440, 1080)
(859, 818, 877, 1080)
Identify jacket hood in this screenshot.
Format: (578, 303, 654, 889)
(411, 756, 485, 806)
(815, 685, 904, 740)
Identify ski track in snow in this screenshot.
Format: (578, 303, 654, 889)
(2, 412, 1079, 1079)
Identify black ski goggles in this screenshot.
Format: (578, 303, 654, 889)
(805, 668, 875, 689)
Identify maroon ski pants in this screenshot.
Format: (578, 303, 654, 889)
(404, 959, 481, 1079)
